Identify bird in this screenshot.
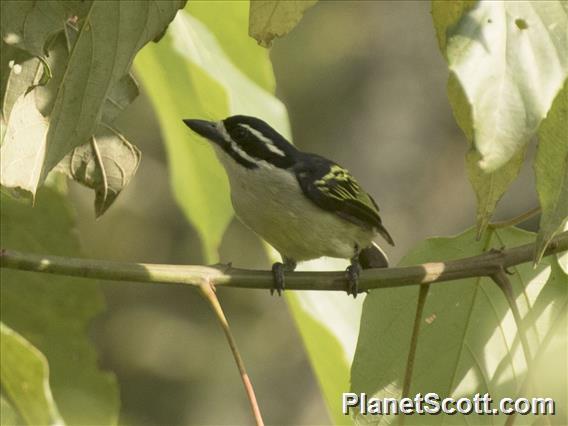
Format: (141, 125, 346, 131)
(183, 115, 394, 297)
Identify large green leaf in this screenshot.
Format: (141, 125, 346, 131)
(0, 188, 119, 425)
(351, 227, 567, 425)
(433, 1, 568, 172)
(43, 32, 141, 217)
(0, 395, 23, 426)
(0, 323, 64, 426)
(0, 1, 89, 57)
(0, 1, 184, 198)
(189, 0, 275, 92)
(248, 0, 318, 47)
(535, 80, 568, 263)
(285, 257, 365, 425)
(134, 5, 288, 261)
(445, 54, 527, 235)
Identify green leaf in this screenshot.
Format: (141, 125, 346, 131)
(433, 1, 568, 172)
(431, 1, 477, 53)
(49, 32, 141, 217)
(535, 79, 568, 263)
(55, 124, 141, 217)
(559, 223, 568, 275)
(0, 187, 119, 425)
(189, 1, 275, 92)
(466, 147, 527, 237)
(1, 395, 24, 426)
(0, 92, 49, 200)
(102, 73, 140, 124)
(285, 258, 364, 425)
(0, 1, 90, 57)
(248, 0, 318, 47)
(351, 227, 567, 425)
(0, 1, 185, 198)
(275, 257, 362, 426)
(446, 59, 527, 235)
(0, 323, 64, 426)
(1, 79, 133, 210)
(134, 8, 288, 261)
(0, 45, 39, 123)
(2, 19, 142, 217)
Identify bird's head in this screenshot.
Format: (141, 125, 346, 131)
(183, 115, 296, 169)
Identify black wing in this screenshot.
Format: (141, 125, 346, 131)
(294, 154, 394, 246)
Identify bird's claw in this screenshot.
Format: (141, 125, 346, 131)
(346, 261, 361, 298)
(271, 262, 285, 296)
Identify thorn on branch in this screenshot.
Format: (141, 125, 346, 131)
(490, 268, 533, 367)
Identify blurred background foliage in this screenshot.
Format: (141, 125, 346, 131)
(63, 1, 543, 424)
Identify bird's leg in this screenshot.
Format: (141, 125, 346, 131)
(346, 246, 362, 298)
(271, 258, 297, 296)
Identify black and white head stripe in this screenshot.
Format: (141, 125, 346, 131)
(220, 115, 297, 169)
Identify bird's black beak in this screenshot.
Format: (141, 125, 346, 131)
(183, 119, 225, 145)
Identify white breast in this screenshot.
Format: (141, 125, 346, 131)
(213, 146, 375, 261)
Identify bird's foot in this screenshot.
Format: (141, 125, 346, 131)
(270, 258, 296, 296)
(346, 259, 361, 298)
(271, 262, 285, 296)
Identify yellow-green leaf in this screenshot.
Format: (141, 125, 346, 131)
(466, 147, 527, 238)
(249, 0, 318, 47)
(0, 188, 119, 425)
(190, 0, 275, 92)
(434, 1, 568, 172)
(134, 8, 288, 261)
(0, 1, 185, 198)
(535, 79, 568, 263)
(287, 287, 361, 425)
(0, 323, 64, 426)
(447, 67, 527, 235)
(352, 227, 567, 425)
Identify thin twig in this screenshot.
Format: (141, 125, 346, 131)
(1, 231, 566, 292)
(489, 207, 541, 229)
(399, 284, 430, 426)
(198, 283, 264, 426)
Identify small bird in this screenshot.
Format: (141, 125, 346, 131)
(183, 115, 394, 297)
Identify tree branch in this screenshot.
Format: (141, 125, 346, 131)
(1, 231, 567, 292)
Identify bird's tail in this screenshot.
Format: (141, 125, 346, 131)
(358, 242, 389, 269)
